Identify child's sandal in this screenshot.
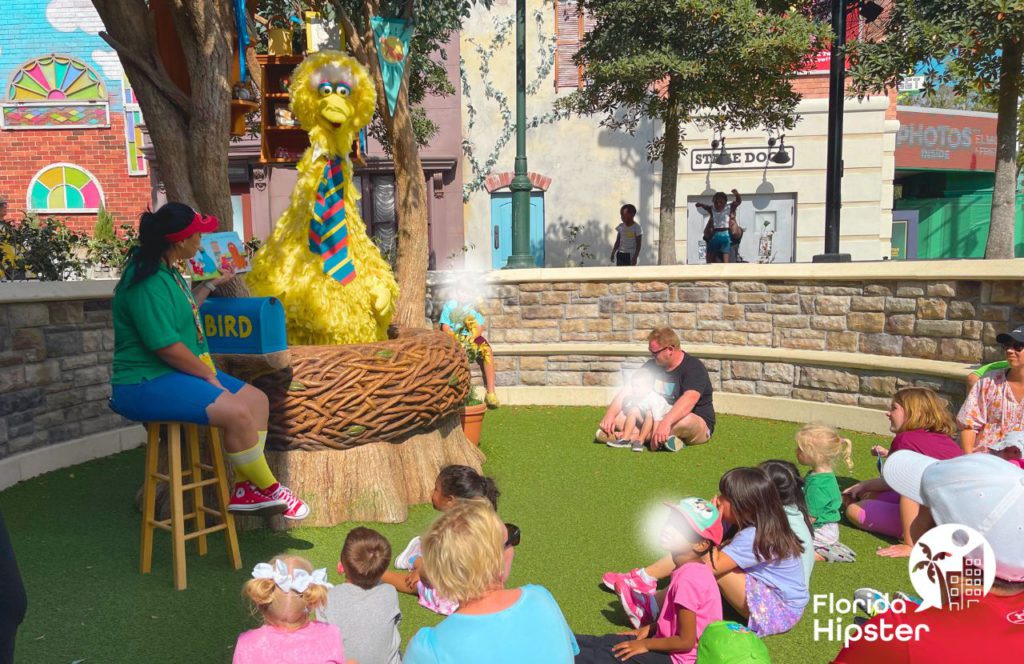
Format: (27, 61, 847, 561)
(816, 542, 857, 563)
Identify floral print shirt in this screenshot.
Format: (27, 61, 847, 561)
(957, 370, 1024, 452)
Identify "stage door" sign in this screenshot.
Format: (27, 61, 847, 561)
(691, 145, 796, 171)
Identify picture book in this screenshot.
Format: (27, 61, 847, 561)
(185, 231, 251, 281)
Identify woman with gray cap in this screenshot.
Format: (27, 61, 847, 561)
(956, 324, 1024, 454)
(833, 451, 1024, 662)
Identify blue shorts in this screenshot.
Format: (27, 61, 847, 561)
(708, 230, 732, 254)
(110, 371, 247, 425)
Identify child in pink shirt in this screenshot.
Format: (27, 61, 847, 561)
(233, 554, 346, 664)
(575, 497, 724, 663)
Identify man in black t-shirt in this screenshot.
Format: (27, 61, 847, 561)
(597, 327, 716, 451)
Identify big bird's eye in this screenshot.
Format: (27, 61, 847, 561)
(334, 82, 351, 96)
(318, 82, 334, 97)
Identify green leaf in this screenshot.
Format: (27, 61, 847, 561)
(345, 425, 367, 436)
(288, 381, 307, 391)
(374, 349, 395, 359)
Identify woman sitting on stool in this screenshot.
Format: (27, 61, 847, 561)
(109, 202, 308, 520)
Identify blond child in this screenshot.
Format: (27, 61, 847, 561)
(795, 424, 855, 562)
(608, 370, 671, 452)
(233, 555, 344, 664)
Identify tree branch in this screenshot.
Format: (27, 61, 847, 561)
(100, 31, 192, 116)
(336, 5, 362, 53)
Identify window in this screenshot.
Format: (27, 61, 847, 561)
(2, 54, 109, 129)
(554, 1, 595, 90)
(27, 163, 105, 213)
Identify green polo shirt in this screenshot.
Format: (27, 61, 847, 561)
(804, 471, 842, 526)
(111, 263, 209, 385)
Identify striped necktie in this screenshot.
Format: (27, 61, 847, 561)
(308, 157, 355, 284)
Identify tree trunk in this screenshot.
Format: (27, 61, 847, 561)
(985, 39, 1022, 259)
(91, 0, 235, 229)
(658, 101, 681, 265)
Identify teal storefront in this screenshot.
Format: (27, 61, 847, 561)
(893, 107, 1024, 259)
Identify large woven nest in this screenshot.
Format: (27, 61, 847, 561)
(239, 328, 470, 451)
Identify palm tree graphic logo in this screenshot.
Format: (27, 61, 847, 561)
(909, 524, 995, 612)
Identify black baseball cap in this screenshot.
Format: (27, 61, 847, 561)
(996, 325, 1024, 345)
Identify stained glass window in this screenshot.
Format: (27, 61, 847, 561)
(2, 54, 109, 129)
(27, 164, 104, 213)
(121, 82, 148, 175)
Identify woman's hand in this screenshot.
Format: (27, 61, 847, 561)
(211, 263, 238, 288)
(871, 445, 889, 458)
(842, 482, 866, 500)
(612, 638, 649, 660)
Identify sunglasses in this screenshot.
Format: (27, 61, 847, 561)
(504, 522, 522, 548)
(649, 346, 673, 357)
(1003, 341, 1024, 352)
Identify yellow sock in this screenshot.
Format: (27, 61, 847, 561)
(226, 432, 276, 490)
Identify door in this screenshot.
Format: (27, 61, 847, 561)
(891, 210, 919, 260)
(490, 192, 545, 269)
(686, 194, 796, 264)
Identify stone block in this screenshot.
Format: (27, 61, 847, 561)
(731, 281, 767, 292)
(0, 366, 26, 393)
(747, 333, 773, 346)
(697, 320, 733, 331)
(579, 283, 609, 298)
(848, 313, 885, 333)
(25, 360, 60, 385)
(625, 302, 664, 313)
(598, 297, 626, 314)
(531, 328, 560, 342)
(916, 298, 948, 320)
(716, 332, 749, 348)
(523, 305, 564, 319)
(519, 283, 547, 292)
(641, 290, 669, 303)
(800, 367, 859, 392)
(885, 297, 917, 314)
(697, 304, 722, 319)
(736, 321, 772, 333)
(811, 315, 846, 331)
(587, 318, 613, 333)
(494, 357, 516, 372)
(896, 284, 925, 297)
(609, 283, 631, 295)
(991, 282, 1018, 304)
(722, 379, 756, 394)
(746, 312, 772, 322)
(962, 320, 983, 340)
(851, 296, 885, 312)
(707, 288, 729, 304)
(756, 381, 793, 397)
(734, 292, 770, 304)
(611, 314, 631, 330)
(82, 330, 103, 353)
(552, 283, 577, 291)
(5, 303, 49, 328)
(722, 305, 743, 320)
(827, 392, 860, 406)
(676, 288, 708, 303)
(860, 333, 903, 355)
(766, 303, 799, 314)
(559, 319, 586, 333)
(864, 285, 894, 296)
(982, 323, 999, 345)
(903, 337, 938, 358)
(948, 301, 976, 320)
(826, 332, 859, 352)
(548, 372, 583, 386)
(729, 361, 762, 380)
(926, 282, 957, 298)
(823, 286, 862, 295)
(979, 305, 1011, 321)
(664, 303, 697, 313)
(938, 339, 983, 363)
(861, 376, 897, 396)
(583, 372, 618, 386)
(815, 295, 847, 315)
(48, 301, 84, 325)
(669, 313, 697, 329)
(774, 315, 809, 329)
(636, 314, 669, 330)
(914, 320, 962, 338)
(520, 357, 547, 371)
(12, 328, 45, 354)
(885, 315, 915, 335)
(859, 395, 892, 410)
(73, 365, 109, 388)
(518, 292, 541, 306)
(45, 331, 85, 358)
(792, 388, 827, 403)
(519, 371, 547, 385)
(772, 293, 800, 305)
(767, 285, 798, 293)
(763, 363, 795, 383)
(505, 328, 533, 343)
(541, 291, 571, 305)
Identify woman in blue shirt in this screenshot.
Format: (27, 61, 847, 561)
(404, 499, 578, 664)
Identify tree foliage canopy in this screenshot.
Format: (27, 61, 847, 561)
(556, 0, 827, 160)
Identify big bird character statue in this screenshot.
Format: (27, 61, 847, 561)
(247, 52, 398, 345)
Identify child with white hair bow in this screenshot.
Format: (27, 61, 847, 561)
(233, 554, 351, 664)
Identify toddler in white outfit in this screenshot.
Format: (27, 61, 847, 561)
(609, 370, 671, 452)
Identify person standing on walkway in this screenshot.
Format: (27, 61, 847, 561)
(611, 204, 643, 266)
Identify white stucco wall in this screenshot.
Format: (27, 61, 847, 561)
(460, 2, 897, 270)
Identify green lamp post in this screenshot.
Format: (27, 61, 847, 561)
(505, 0, 535, 269)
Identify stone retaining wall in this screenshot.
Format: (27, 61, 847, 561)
(0, 285, 124, 460)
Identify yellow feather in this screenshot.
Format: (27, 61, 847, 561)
(245, 52, 399, 345)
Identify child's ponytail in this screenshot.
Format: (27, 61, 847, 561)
(839, 436, 853, 472)
(796, 424, 854, 471)
(437, 465, 501, 510)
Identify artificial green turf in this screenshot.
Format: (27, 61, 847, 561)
(2, 407, 908, 663)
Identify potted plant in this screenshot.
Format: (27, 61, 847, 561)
(461, 386, 487, 447)
(448, 306, 491, 446)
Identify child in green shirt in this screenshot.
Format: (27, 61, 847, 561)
(795, 424, 855, 563)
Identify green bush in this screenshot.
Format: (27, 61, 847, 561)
(88, 207, 138, 271)
(0, 214, 88, 281)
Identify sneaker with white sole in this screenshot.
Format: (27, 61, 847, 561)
(606, 438, 632, 449)
(265, 483, 310, 520)
(853, 587, 889, 617)
(631, 441, 644, 452)
(601, 568, 657, 594)
(228, 481, 287, 514)
(616, 579, 659, 628)
(395, 536, 422, 570)
(664, 435, 687, 452)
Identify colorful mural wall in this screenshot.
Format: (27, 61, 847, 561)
(0, 0, 151, 233)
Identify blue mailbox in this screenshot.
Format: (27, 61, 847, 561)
(199, 297, 287, 355)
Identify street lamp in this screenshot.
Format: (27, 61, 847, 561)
(505, 0, 535, 269)
(769, 135, 790, 165)
(712, 138, 732, 166)
(813, 0, 883, 263)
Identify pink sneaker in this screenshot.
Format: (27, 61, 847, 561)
(601, 568, 656, 594)
(616, 579, 658, 628)
(265, 483, 310, 520)
(228, 481, 287, 514)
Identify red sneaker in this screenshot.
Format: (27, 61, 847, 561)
(616, 579, 659, 628)
(265, 483, 310, 521)
(228, 481, 287, 514)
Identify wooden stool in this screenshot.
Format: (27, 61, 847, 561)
(139, 422, 242, 590)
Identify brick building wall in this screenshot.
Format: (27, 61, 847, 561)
(0, 0, 152, 234)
